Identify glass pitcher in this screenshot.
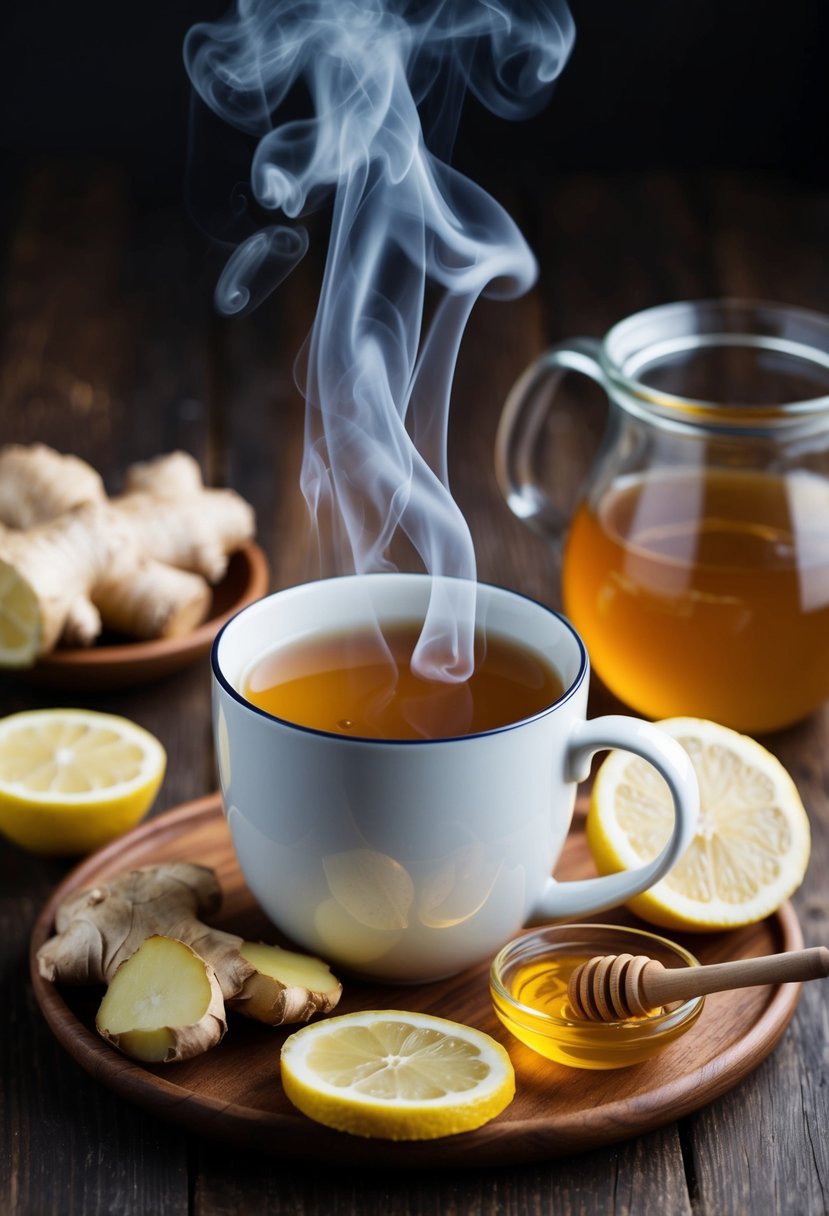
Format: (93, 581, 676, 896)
(495, 299, 829, 734)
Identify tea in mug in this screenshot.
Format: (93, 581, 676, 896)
(243, 620, 564, 740)
(562, 467, 829, 733)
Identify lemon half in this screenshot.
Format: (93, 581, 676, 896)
(280, 1009, 515, 1140)
(0, 708, 166, 854)
(586, 717, 811, 931)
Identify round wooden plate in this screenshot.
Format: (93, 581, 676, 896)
(29, 795, 803, 1167)
(15, 542, 270, 690)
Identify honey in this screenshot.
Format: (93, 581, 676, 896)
(562, 467, 829, 734)
(490, 926, 703, 1069)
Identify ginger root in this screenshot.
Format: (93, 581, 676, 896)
(96, 935, 227, 1064)
(235, 940, 345, 1025)
(0, 445, 256, 665)
(36, 863, 343, 1061)
(0, 443, 105, 527)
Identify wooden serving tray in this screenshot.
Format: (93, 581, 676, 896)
(29, 795, 803, 1168)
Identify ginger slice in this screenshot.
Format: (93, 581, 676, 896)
(95, 935, 226, 1063)
(232, 941, 343, 1024)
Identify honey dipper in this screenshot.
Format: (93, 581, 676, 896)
(567, 946, 829, 1022)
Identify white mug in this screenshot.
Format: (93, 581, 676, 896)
(211, 574, 699, 983)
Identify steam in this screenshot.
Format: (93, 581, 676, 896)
(185, 0, 574, 681)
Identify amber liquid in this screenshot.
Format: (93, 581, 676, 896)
(243, 621, 565, 740)
(495, 955, 692, 1069)
(508, 954, 586, 1023)
(562, 468, 829, 733)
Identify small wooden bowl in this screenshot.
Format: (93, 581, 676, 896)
(15, 541, 270, 691)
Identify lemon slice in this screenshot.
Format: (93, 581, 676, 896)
(586, 717, 811, 931)
(0, 708, 166, 855)
(280, 1009, 515, 1140)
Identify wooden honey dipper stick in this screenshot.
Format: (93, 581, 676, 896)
(568, 946, 829, 1022)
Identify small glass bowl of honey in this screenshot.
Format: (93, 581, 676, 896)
(490, 923, 704, 1069)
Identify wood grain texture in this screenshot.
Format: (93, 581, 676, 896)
(30, 796, 802, 1169)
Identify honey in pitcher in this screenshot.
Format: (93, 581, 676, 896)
(243, 621, 565, 740)
(561, 467, 829, 733)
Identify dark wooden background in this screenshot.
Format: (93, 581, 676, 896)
(2, 3, 829, 1213)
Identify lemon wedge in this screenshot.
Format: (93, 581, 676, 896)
(0, 708, 166, 854)
(586, 717, 811, 931)
(280, 1010, 515, 1140)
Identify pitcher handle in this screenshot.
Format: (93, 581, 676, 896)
(530, 716, 700, 923)
(495, 337, 606, 554)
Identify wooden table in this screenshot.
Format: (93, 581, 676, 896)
(1, 159, 828, 1214)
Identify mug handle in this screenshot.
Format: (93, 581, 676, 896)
(530, 716, 700, 922)
(494, 337, 606, 555)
